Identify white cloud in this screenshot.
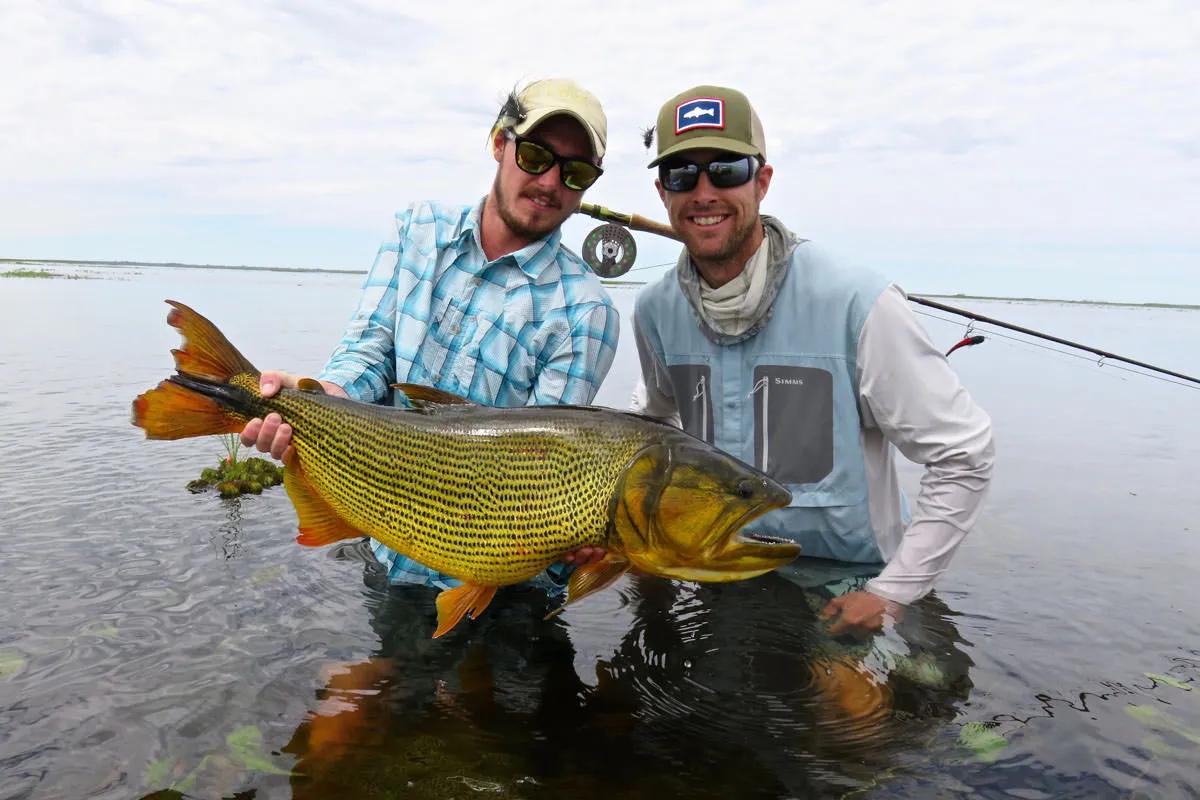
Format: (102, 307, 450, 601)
(1, 0, 1197, 299)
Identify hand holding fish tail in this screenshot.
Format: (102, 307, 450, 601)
(240, 371, 348, 459)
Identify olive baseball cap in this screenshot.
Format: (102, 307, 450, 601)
(648, 85, 766, 167)
(510, 78, 608, 161)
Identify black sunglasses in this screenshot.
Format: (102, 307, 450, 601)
(658, 154, 759, 193)
(506, 132, 603, 191)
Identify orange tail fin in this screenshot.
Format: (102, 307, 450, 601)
(132, 379, 246, 440)
(131, 300, 261, 440)
(164, 300, 258, 383)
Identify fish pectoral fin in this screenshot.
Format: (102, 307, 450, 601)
(433, 583, 498, 638)
(391, 383, 476, 407)
(283, 454, 367, 547)
(296, 377, 326, 394)
(546, 557, 630, 619)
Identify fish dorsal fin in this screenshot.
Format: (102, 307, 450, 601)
(433, 583, 498, 638)
(296, 377, 326, 394)
(545, 556, 631, 620)
(391, 383, 476, 407)
(282, 450, 368, 547)
(164, 300, 259, 382)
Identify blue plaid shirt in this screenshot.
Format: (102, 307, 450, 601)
(319, 199, 619, 591)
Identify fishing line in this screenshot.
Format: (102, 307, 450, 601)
(912, 309, 1199, 391)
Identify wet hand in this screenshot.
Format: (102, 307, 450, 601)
(258, 370, 298, 399)
(240, 412, 294, 461)
(560, 546, 606, 566)
(239, 372, 300, 460)
(821, 591, 902, 636)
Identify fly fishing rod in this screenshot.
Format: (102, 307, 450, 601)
(575, 203, 1199, 387)
(907, 295, 1200, 386)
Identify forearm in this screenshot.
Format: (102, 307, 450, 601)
(318, 333, 395, 403)
(528, 303, 619, 406)
(858, 284, 996, 604)
(317, 218, 409, 403)
(867, 443, 994, 603)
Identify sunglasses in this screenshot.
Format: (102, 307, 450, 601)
(506, 132, 603, 191)
(658, 155, 759, 193)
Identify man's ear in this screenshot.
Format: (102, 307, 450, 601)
(655, 178, 668, 207)
(492, 129, 507, 163)
(755, 163, 774, 202)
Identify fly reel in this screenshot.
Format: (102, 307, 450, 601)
(582, 223, 637, 278)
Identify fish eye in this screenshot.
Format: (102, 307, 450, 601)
(736, 479, 757, 500)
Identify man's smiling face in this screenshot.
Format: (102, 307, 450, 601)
(490, 115, 594, 244)
(656, 148, 773, 277)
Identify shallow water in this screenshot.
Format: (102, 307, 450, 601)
(1, 263, 1198, 799)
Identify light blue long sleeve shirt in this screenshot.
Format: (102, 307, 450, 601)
(319, 199, 619, 590)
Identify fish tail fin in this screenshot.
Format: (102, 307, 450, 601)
(131, 300, 261, 440)
(164, 300, 259, 383)
(132, 378, 247, 440)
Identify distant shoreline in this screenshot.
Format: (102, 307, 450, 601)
(3, 257, 1198, 310)
(0, 256, 360, 277)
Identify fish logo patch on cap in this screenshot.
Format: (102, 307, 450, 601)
(675, 98, 724, 134)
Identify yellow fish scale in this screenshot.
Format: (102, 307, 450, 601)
(253, 381, 649, 586)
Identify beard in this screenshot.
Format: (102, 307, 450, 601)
(686, 211, 761, 269)
(492, 173, 566, 242)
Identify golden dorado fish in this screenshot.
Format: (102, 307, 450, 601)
(132, 301, 799, 637)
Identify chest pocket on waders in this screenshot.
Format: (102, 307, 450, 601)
(666, 363, 714, 444)
(750, 365, 834, 485)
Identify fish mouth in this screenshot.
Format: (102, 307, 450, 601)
(641, 497, 800, 582)
(741, 531, 794, 545)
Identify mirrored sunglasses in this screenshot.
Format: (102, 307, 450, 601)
(507, 133, 603, 191)
(658, 155, 759, 193)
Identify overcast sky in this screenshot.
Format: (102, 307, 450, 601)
(2, 1, 1197, 303)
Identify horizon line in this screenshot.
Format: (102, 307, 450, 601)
(4, 257, 1198, 311)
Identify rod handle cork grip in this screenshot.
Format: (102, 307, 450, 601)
(626, 214, 683, 241)
(577, 203, 683, 242)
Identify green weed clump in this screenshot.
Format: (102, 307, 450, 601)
(187, 435, 283, 497)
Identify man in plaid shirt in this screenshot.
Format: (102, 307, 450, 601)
(241, 78, 617, 590)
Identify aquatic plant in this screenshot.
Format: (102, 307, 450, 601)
(958, 721, 1008, 763)
(186, 440, 283, 498)
(1, 268, 82, 279)
(0, 651, 26, 680)
(226, 725, 299, 776)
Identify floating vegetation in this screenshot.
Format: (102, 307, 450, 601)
(1126, 704, 1200, 745)
(958, 721, 1008, 763)
(226, 725, 299, 776)
(85, 623, 119, 639)
(187, 434, 283, 497)
(0, 651, 26, 680)
(139, 725, 296, 797)
(142, 755, 210, 796)
(2, 268, 83, 279)
(1145, 672, 1194, 692)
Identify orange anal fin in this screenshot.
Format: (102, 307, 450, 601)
(433, 584, 498, 638)
(131, 380, 244, 440)
(546, 556, 630, 620)
(283, 453, 366, 547)
(165, 300, 258, 383)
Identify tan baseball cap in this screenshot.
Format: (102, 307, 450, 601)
(509, 78, 608, 161)
(648, 85, 766, 167)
